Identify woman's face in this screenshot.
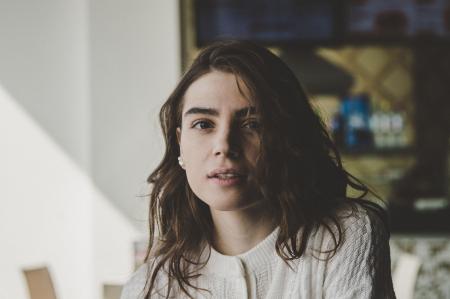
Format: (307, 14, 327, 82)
(177, 70, 261, 211)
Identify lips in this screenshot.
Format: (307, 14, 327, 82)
(207, 168, 245, 179)
(207, 168, 247, 187)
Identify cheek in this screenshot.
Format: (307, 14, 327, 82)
(181, 136, 208, 182)
(244, 138, 261, 166)
(181, 134, 207, 162)
(184, 161, 210, 205)
(180, 131, 196, 158)
(185, 168, 201, 193)
(184, 158, 205, 200)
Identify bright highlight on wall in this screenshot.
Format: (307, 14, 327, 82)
(0, 85, 140, 299)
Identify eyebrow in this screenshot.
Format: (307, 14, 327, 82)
(183, 106, 256, 118)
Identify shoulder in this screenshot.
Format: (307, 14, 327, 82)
(311, 201, 390, 257)
(318, 202, 396, 298)
(336, 202, 372, 237)
(121, 258, 175, 299)
(338, 201, 390, 250)
(120, 264, 149, 299)
(332, 201, 387, 237)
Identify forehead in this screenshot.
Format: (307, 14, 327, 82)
(182, 71, 253, 113)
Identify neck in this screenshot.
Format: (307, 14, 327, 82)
(210, 201, 277, 256)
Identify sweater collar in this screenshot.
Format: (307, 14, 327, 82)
(200, 226, 280, 277)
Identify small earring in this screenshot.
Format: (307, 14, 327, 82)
(178, 156, 185, 168)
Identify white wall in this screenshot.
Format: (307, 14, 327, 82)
(0, 88, 140, 299)
(90, 0, 181, 231)
(0, 0, 180, 298)
(0, 0, 91, 171)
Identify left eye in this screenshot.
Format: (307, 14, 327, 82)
(242, 120, 260, 130)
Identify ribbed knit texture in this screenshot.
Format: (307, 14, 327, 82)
(120, 206, 395, 299)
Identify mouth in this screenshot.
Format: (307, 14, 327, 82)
(207, 168, 247, 186)
(208, 174, 246, 186)
(208, 173, 244, 179)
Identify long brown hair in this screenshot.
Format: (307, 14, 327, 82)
(144, 40, 394, 298)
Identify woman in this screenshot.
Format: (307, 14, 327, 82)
(121, 40, 396, 299)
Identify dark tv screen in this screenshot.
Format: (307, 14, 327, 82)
(194, 0, 450, 46)
(195, 0, 338, 46)
(346, 0, 450, 40)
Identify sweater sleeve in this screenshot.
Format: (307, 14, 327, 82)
(322, 208, 396, 299)
(120, 260, 174, 299)
(120, 264, 148, 299)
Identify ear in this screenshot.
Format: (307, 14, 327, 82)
(176, 127, 185, 170)
(176, 127, 181, 145)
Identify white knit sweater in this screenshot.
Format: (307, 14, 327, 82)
(120, 206, 395, 299)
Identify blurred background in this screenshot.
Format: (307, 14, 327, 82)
(0, 0, 449, 299)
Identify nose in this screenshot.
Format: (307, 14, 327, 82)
(213, 125, 240, 159)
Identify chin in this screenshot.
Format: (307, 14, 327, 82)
(191, 184, 255, 211)
(203, 195, 253, 212)
(209, 203, 245, 212)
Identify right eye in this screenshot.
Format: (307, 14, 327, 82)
(192, 120, 213, 130)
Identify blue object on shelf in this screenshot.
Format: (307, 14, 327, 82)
(340, 94, 373, 150)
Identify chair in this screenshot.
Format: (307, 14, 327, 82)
(22, 266, 58, 299)
(392, 253, 421, 299)
(103, 284, 123, 299)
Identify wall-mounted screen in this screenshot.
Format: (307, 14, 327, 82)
(347, 0, 450, 40)
(194, 0, 450, 46)
(195, 0, 338, 46)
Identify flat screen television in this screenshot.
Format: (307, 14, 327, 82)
(347, 0, 450, 43)
(194, 0, 450, 47)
